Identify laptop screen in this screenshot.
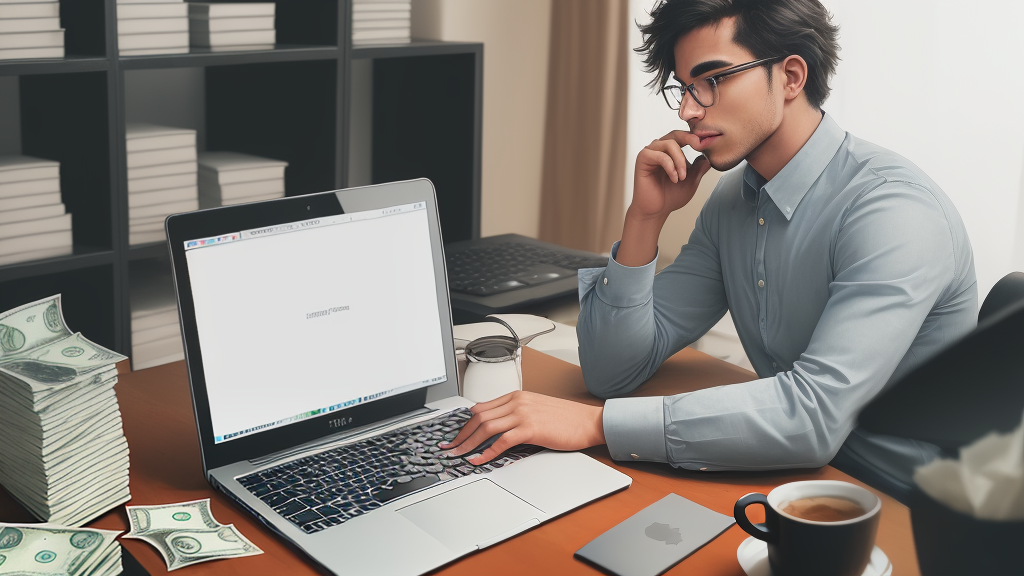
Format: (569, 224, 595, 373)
(182, 201, 448, 444)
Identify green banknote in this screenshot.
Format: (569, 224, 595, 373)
(0, 296, 71, 361)
(158, 525, 262, 571)
(125, 499, 219, 538)
(124, 499, 263, 571)
(0, 522, 120, 576)
(0, 333, 126, 393)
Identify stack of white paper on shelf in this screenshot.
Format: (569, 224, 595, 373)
(0, 1, 64, 60)
(126, 123, 198, 245)
(116, 0, 189, 56)
(0, 295, 130, 528)
(130, 261, 183, 370)
(188, 2, 276, 52)
(0, 156, 72, 266)
(198, 151, 287, 208)
(352, 0, 411, 45)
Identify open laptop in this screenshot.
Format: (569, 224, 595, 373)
(165, 178, 632, 575)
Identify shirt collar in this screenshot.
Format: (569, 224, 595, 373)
(739, 112, 846, 220)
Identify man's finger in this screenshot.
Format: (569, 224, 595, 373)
(468, 431, 522, 465)
(446, 414, 518, 457)
(440, 415, 482, 450)
(660, 130, 701, 149)
(440, 401, 515, 449)
(638, 148, 679, 184)
(649, 139, 690, 182)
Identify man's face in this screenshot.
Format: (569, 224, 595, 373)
(673, 17, 782, 171)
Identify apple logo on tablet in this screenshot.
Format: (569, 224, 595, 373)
(645, 522, 682, 545)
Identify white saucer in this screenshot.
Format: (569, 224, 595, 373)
(736, 537, 892, 576)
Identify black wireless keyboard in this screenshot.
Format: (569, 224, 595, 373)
(446, 241, 608, 296)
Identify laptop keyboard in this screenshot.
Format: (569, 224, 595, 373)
(236, 408, 541, 534)
(447, 242, 608, 296)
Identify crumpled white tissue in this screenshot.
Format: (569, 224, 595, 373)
(913, 406, 1024, 520)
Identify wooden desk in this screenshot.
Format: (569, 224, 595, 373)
(0, 348, 921, 575)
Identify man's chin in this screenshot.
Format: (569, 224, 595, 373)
(706, 151, 744, 172)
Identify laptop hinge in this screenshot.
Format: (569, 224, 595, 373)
(249, 406, 435, 467)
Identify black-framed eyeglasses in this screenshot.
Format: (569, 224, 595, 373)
(661, 56, 785, 110)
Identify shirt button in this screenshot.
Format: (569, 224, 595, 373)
(603, 277, 608, 285)
(759, 218, 764, 225)
(758, 279, 765, 288)
(630, 453, 639, 460)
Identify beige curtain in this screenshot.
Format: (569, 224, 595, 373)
(538, 0, 628, 253)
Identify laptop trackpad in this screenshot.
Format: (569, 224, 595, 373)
(396, 479, 541, 552)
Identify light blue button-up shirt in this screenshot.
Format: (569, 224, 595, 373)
(578, 113, 977, 485)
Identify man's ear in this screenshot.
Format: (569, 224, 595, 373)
(781, 55, 809, 102)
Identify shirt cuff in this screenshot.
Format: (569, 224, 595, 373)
(577, 241, 658, 308)
(603, 396, 668, 463)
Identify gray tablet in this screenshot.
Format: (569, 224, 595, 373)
(575, 493, 735, 576)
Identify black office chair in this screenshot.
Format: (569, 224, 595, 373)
(978, 271, 1024, 323)
(858, 271, 1024, 451)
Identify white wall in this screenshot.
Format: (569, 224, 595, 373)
(820, 0, 1024, 301)
(412, 0, 552, 239)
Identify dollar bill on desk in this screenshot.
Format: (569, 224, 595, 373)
(0, 522, 122, 576)
(124, 499, 263, 571)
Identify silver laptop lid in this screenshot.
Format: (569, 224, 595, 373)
(166, 179, 460, 474)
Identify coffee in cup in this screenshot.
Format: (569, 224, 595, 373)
(734, 480, 881, 576)
(782, 496, 867, 523)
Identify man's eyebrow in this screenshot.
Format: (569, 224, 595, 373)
(688, 59, 733, 80)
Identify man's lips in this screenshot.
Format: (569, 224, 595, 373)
(695, 132, 721, 148)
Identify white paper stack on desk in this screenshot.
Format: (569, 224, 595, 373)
(198, 151, 287, 208)
(188, 2, 276, 52)
(0, 155, 72, 266)
(0, 1, 64, 60)
(130, 261, 183, 370)
(352, 0, 411, 45)
(116, 0, 189, 56)
(126, 123, 198, 245)
(0, 295, 130, 527)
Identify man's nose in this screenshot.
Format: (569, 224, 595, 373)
(678, 90, 705, 123)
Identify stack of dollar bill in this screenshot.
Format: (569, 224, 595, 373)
(0, 295, 130, 527)
(0, 523, 122, 575)
(125, 499, 262, 571)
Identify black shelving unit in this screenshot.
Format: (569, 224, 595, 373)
(0, 0, 483, 363)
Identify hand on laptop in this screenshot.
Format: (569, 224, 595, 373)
(439, 391, 605, 464)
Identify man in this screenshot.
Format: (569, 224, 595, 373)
(441, 0, 976, 501)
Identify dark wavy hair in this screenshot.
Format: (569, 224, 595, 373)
(636, 0, 840, 109)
